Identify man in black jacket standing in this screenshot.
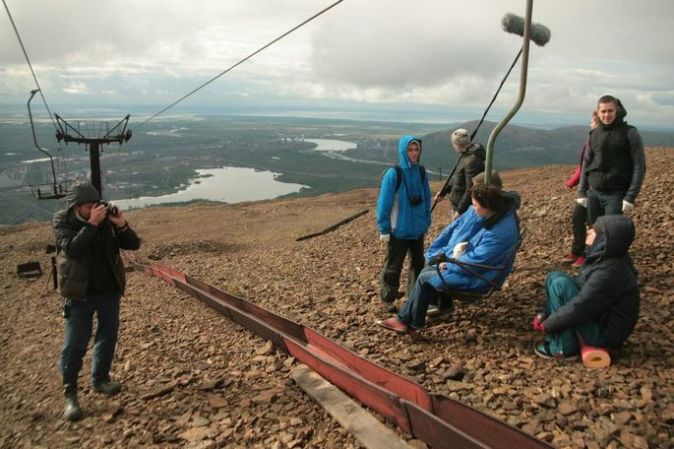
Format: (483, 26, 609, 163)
(532, 215, 639, 359)
(434, 128, 485, 221)
(577, 95, 646, 225)
(54, 182, 141, 421)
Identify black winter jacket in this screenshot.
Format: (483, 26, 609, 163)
(543, 215, 639, 348)
(447, 144, 486, 214)
(53, 184, 140, 300)
(578, 102, 646, 203)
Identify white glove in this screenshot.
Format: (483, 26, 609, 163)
(379, 234, 390, 243)
(576, 198, 588, 208)
(452, 241, 468, 259)
(622, 200, 635, 212)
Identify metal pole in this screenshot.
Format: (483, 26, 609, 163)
(484, 0, 533, 184)
(89, 142, 102, 195)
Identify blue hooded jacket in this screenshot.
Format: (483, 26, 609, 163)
(425, 207, 483, 262)
(376, 135, 432, 240)
(428, 196, 519, 293)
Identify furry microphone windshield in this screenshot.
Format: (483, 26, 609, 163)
(501, 13, 551, 46)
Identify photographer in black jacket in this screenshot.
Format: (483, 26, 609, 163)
(54, 182, 140, 421)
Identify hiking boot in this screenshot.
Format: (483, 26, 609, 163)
(63, 384, 82, 422)
(376, 317, 416, 335)
(560, 253, 579, 264)
(93, 380, 121, 396)
(381, 300, 398, 313)
(571, 256, 586, 268)
(534, 343, 578, 361)
(427, 302, 454, 318)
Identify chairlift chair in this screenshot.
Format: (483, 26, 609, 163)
(30, 181, 69, 200)
(26, 89, 68, 200)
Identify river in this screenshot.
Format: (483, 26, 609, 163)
(114, 167, 307, 210)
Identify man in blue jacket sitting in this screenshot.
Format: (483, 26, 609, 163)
(377, 183, 519, 334)
(376, 135, 432, 312)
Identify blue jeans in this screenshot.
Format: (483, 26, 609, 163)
(397, 266, 440, 329)
(544, 271, 604, 355)
(61, 292, 121, 386)
(587, 189, 624, 225)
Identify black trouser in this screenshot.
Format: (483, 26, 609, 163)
(571, 203, 588, 256)
(587, 189, 624, 225)
(380, 235, 425, 303)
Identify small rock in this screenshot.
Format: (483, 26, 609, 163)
(558, 401, 578, 416)
(256, 340, 274, 356)
(200, 377, 226, 391)
(612, 411, 632, 425)
(407, 359, 426, 371)
(444, 363, 465, 381)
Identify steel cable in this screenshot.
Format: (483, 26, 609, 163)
(132, 0, 345, 131)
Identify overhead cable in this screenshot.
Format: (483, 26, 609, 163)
(132, 0, 345, 131)
(2, 0, 58, 131)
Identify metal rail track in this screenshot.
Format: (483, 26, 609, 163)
(137, 262, 554, 449)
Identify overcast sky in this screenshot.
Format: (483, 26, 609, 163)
(2, 0, 673, 128)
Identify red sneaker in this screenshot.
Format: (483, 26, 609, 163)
(376, 317, 411, 335)
(571, 256, 586, 268)
(561, 253, 579, 264)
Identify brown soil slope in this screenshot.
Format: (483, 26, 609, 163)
(1, 147, 672, 449)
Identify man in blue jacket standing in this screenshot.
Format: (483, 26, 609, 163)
(377, 135, 431, 312)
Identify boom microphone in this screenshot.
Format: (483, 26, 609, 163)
(501, 13, 551, 47)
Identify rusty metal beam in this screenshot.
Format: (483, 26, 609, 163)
(137, 263, 553, 449)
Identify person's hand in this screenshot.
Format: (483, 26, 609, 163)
(438, 262, 448, 271)
(622, 200, 635, 213)
(108, 207, 128, 229)
(452, 241, 468, 259)
(379, 234, 390, 248)
(575, 198, 588, 208)
(451, 210, 460, 221)
(433, 191, 445, 202)
(88, 203, 107, 226)
(533, 313, 546, 333)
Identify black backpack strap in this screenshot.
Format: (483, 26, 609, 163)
(388, 164, 425, 192)
(394, 165, 403, 191)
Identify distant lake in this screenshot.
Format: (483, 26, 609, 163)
(305, 139, 356, 152)
(114, 167, 308, 210)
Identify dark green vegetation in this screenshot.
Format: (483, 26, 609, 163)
(1, 114, 672, 225)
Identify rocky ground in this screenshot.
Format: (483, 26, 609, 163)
(1, 147, 672, 449)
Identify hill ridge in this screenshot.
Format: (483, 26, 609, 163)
(0, 147, 672, 448)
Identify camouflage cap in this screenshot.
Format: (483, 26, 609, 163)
(451, 128, 471, 145)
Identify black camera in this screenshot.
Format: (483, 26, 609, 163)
(97, 201, 119, 217)
(409, 195, 423, 206)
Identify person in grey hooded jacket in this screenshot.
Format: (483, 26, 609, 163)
(533, 215, 639, 359)
(53, 181, 140, 421)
